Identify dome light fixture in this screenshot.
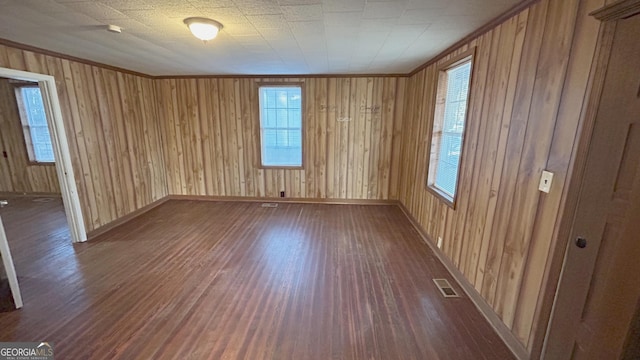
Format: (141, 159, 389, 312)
(184, 17, 223, 42)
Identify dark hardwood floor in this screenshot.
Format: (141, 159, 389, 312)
(0, 197, 515, 359)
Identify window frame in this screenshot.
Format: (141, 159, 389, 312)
(426, 48, 475, 209)
(256, 82, 305, 169)
(13, 84, 55, 165)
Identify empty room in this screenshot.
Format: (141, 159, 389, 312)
(0, 0, 638, 359)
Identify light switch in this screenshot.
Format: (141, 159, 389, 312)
(539, 170, 554, 193)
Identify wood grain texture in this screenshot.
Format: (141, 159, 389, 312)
(396, 0, 604, 351)
(0, 45, 168, 232)
(541, 10, 640, 359)
(0, 0, 606, 355)
(0, 79, 59, 193)
(0, 197, 515, 360)
(155, 77, 405, 200)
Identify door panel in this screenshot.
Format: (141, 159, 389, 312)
(543, 13, 640, 360)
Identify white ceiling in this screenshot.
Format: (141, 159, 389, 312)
(0, 0, 522, 76)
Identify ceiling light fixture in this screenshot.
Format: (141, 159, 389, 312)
(184, 17, 223, 42)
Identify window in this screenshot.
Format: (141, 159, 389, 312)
(427, 51, 473, 206)
(258, 85, 303, 167)
(15, 86, 55, 163)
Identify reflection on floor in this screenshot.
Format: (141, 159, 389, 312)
(0, 196, 68, 311)
(0, 279, 13, 312)
(0, 198, 515, 359)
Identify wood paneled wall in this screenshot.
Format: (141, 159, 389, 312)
(0, 78, 59, 193)
(0, 45, 168, 232)
(155, 77, 406, 200)
(397, 0, 606, 351)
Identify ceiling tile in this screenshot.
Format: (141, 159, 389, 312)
(246, 14, 290, 29)
(224, 23, 260, 36)
(397, 7, 445, 25)
(64, 1, 129, 20)
(321, 0, 365, 12)
(281, 4, 322, 21)
(276, 0, 321, 5)
(21, 0, 69, 13)
(237, 3, 282, 15)
(198, 6, 247, 24)
(288, 20, 324, 33)
(323, 11, 361, 27)
(188, 0, 235, 8)
(0, 0, 523, 75)
(362, 1, 405, 19)
(406, 0, 450, 9)
(154, 5, 202, 19)
(97, 0, 154, 11)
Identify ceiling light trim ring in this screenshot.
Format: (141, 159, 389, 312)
(184, 17, 224, 42)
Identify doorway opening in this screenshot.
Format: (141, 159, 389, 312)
(0, 67, 86, 311)
(0, 68, 85, 243)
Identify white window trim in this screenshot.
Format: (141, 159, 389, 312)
(426, 49, 475, 209)
(257, 83, 304, 169)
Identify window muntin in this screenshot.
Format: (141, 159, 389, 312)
(16, 86, 55, 163)
(428, 56, 472, 205)
(258, 85, 302, 167)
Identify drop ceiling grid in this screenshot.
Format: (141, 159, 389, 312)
(0, 0, 524, 75)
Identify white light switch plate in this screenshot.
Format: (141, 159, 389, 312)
(539, 171, 554, 193)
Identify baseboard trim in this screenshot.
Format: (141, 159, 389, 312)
(168, 195, 398, 206)
(87, 195, 396, 240)
(87, 197, 169, 240)
(0, 192, 61, 198)
(397, 202, 529, 360)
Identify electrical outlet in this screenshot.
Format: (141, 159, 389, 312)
(437, 237, 443, 249)
(539, 171, 554, 193)
(280, 191, 285, 198)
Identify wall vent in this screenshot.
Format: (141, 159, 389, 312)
(433, 278, 460, 298)
(261, 203, 278, 208)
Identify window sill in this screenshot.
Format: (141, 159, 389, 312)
(28, 161, 55, 166)
(259, 165, 304, 170)
(426, 184, 457, 210)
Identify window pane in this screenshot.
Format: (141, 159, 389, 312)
(276, 90, 288, 108)
(31, 125, 51, 143)
(265, 109, 276, 128)
(266, 91, 276, 108)
(19, 87, 55, 163)
(435, 133, 461, 196)
(22, 87, 47, 126)
(288, 110, 301, 128)
(259, 86, 302, 167)
(429, 59, 472, 200)
(290, 93, 301, 109)
(276, 109, 288, 128)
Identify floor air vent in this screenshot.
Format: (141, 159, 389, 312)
(32, 198, 55, 203)
(261, 203, 279, 208)
(433, 278, 460, 298)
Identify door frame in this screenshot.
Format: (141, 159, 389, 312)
(0, 216, 22, 308)
(0, 67, 86, 243)
(532, 0, 640, 358)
